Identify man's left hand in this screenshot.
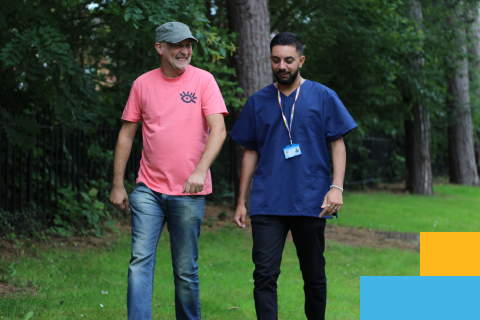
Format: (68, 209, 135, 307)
(320, 188, 343, 217)
(183, 170, 207, 194)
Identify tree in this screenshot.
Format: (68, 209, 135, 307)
(227, 0, 271, 210)
(404, 0, 433, 195)
(446, 2, 480, 186)
(467, 3, 480, 177)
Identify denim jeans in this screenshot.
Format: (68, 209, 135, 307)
(127, 182, 205, 320)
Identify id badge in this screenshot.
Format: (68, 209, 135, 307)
(283, 144, 302, 159)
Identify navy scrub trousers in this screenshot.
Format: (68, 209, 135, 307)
(251, 215, 327, 320)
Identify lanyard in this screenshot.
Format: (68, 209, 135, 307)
(277, 81, 302, 145)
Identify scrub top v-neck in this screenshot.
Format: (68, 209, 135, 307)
(230, 80, 357, 218)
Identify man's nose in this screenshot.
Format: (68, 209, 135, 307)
(180, 46, 189, 55)
(278, 61, 287, 70)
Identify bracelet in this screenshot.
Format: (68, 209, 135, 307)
(330, 185, 344, 192)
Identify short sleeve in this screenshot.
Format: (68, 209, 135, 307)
(201, 74, 228, 117)
(230, 98, 257, 151)
(122, 81, 143, 122)
(324, 91, 358, 143)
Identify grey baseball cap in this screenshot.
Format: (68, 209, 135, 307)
(155, 22, 198, 44)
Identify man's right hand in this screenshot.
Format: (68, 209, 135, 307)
(110, 186, 130, 211)
(233, 205, 247, 228)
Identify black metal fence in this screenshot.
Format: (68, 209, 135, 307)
(2, 111, 447, 215)
(344, 136, 405, 187)
(0, 112, 141, 214)
(0, 112, 236, 214)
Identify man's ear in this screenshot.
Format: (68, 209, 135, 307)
(299, 55, 306, 68)
(155, 43, 164, 56)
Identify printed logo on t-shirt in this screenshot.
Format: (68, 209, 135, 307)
(180, 91, 197, 104)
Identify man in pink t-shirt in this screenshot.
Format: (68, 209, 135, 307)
(109, 22, 228, 320)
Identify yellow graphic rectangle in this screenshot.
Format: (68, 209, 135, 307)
(420, 232, 480, 276)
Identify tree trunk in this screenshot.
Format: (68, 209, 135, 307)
(227, 0, 271, 211)
(467, 5, 480, 178)
(447, 7, 480, 186)
(228, 0, 271, 98)
(476, 130, 480, 174)
(404, 0, 433, 195)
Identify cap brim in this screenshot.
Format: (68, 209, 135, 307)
(173, 36, 198, 43)
(158, 35, 198, 44)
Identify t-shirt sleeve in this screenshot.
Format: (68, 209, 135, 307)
(201, 74, 228, 117)
(230, 97, 258, 151)
(122, 81, 143, 122)
(324, 91, 358, 143)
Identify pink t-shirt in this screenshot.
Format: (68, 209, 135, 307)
(122, 65, 228, 195)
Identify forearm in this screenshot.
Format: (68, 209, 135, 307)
(112, 122, 138, 187)
(112, 135, 134, 188)
(194, 126, 227, 174)
(237, 148, 259, 206)
(330, 137, 346, 188)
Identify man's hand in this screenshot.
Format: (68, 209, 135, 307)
(233, 205, 247, 228)
(182, 169, 207, 194)
(110, 186, 130, 211)
(320, 188, 343, 217)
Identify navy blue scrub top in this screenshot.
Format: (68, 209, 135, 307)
(230, 80, 358, 218)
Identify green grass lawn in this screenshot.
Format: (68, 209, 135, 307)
(334, 183, 480, 233)
(0, 227, 419, 320)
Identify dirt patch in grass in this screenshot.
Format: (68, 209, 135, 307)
(0, 203, 420, 262)
(0, 202, 417, 263)
(355, 181, 409, 194)
(203, 203, 419, 251)
(0, 219, 132, 263)
(0, 202, 418, 263)
(324, 224, 419, 251)
(0, 281, 36, 297)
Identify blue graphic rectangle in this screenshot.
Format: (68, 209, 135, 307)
(361, 276, 480, 319)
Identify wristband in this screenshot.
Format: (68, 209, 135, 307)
(330, 185, 344, 192)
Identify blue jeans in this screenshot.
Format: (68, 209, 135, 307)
(127, 182, 205, 320)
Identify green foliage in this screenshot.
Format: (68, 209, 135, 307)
(0, 109, 40, 149)
(0, 203, 44, 240)
(87, 142, 115, 182)
(268, 0, 480, 181)
(0, 136, 131, 238)
(53, 185, 112, 237)
(0, 183, 118, 239)
(0, 262, 17, 283)
(268, 0, 425, 183)
(0, 0, 238, 147)
(192, 29, 244, 110)
(270, 0, 418, 135)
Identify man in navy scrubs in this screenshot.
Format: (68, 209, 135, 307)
(230, 32, 357, 320)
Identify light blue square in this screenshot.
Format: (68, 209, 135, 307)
(361, 276, 480, 319)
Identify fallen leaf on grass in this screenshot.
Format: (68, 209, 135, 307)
(228, 306, 239, 310)
(22, 311, 33, 320)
